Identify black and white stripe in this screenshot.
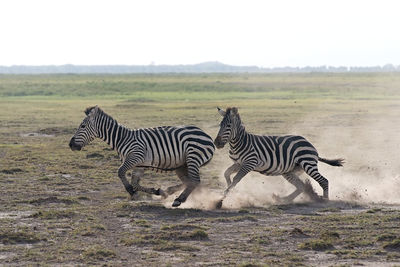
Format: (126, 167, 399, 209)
(69, 106, 215, 207)
(214, 107, 343, 204)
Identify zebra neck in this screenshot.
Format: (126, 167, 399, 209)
(230, 125, 247, 150)
(97, 114, 130, 152)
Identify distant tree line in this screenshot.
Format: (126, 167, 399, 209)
(0, 62, 399, 74)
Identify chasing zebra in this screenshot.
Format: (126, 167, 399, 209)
(214, 107, 344, 208)
(69, 106, 215, 207)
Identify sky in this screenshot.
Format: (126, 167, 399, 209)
(0, 0, 399, 67)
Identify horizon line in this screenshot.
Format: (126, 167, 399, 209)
(1, 61, 400, 68)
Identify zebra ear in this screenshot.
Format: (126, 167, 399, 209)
(217, 107, 226, 117)
(84, 105, 99, 116)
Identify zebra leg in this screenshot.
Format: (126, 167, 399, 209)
(301, 161, 329, 199)
(164, 166, 187, 195)
(224, 163, 240, 186)
(129, 169, 142, 200)
(118, 164, 136, 197)
(130, 168, 144, 188)
(215, 164, 253, 209)
(130, 168, 167, 198)
(172, 162, 200, 207)
(273, 172, 305, 203)
(224, 165, 253, 196)
(118, 153, 145, 197)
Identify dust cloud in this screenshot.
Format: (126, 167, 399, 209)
(297, 105, 400, 204)
(162, 105, 400, 210)
(161, 151, 310, 210)
(161, 174, 292, 210)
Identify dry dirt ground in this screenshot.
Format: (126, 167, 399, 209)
(2, 176, 400, 267)
(1, 138, 400, 266)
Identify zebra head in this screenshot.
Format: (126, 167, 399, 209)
(214, 107, 240, 149)
(69, 106, 99, 151)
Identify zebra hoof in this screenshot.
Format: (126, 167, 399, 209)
(126, 184, 135, 196)
(215, 199, 223, 209)
(172, 199, 181, 207)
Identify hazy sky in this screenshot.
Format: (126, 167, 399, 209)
(1, 0, 399, 67)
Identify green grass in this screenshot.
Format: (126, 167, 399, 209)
(1, 73, 400, 100)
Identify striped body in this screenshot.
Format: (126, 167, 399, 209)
(229, 134, 318, 176)
(102, 125, 214, 171)
(69, 106, 215, 207)
(214, 107, 343, 204)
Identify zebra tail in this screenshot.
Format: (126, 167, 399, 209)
(318, 157, 345, 167)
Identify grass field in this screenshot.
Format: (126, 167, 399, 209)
(1, 73, 400, 266)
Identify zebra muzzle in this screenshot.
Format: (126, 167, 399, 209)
(214, 137, 225, 149)
(69, 138, 82, 151)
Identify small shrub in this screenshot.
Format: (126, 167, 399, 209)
(120, 237, 136, 246)
(377, 234, 397, 242)
(321, 231, 340, 240)
(160, 224, 207, 231)
(366, 208, 382, 213)
(238, 263, 262, 267)
(153, 241, 199, 252)
(133, 219, 151, 228)
(31, 209, 75, 219)
(250, 236, 271, 245)
(0, 230, 43, 244)
(289, 227, 309, 238)
(238, 209, 250, 214)
(82, 245, 116, 260)
(1, 168, 24, 174)
(185, 229, 208, 240)
(383, 239, 400, 251)
(318, 207, 341, 213)
(299, 239, 334, 251)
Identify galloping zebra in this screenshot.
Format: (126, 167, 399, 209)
(69, 106, 215, 207)
(214, 107, 343, 207)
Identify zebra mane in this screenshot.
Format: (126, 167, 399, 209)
(226, 107, 238, 114)
(84, 106, 119, 125)
(226, 107, 240, 119)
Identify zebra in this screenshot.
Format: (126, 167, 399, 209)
(214, 107, 344, 208)
(69, 106, 215, 207)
